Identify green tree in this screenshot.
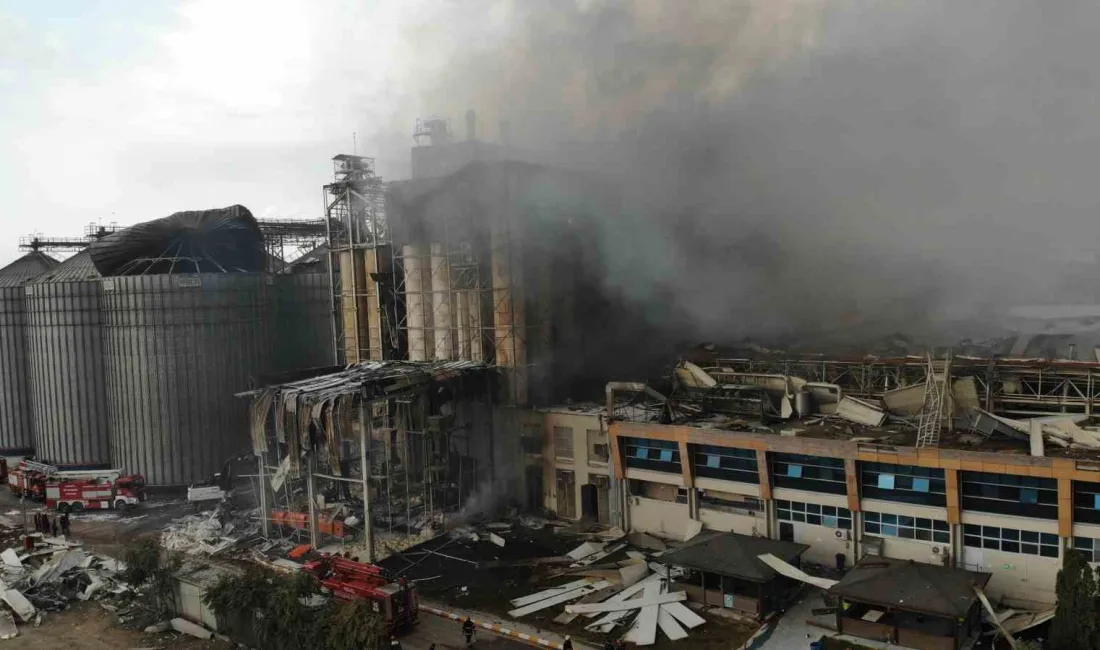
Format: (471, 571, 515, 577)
(1050, 549, 1099, 650)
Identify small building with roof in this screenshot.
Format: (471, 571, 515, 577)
(827, 556, 991, 650)
(658, 531, 809, 618)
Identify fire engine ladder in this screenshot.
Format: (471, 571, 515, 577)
(22, 460, 59, 475)
(915, 352, 950, 448)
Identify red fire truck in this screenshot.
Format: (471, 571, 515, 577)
(303, 555, 419, 634)
(9, 461, 146, 511)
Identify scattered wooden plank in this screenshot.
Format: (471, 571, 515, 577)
(571, 543, 626, 568)
(623, 583, 660, 645)
(553, 584, 622, 625)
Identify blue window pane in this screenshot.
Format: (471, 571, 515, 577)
(1021, 489, 1038, 505)
(912, 478, 930, 493)
(878, 474, 896, 489)
(823, 516, 838, 528)
(787, 464, 804, 478)
(1093, 494, 1100, 509)
(635, 447, 649, 459)
(883, 525, 898, 537)
(706, 455, 721, 468)
(659, 449, 674, 462)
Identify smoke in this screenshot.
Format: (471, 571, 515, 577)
(384, 0, 1100, 348)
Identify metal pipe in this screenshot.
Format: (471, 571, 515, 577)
(258, 452, 269, 537)
(306, 455, 319, 548)
(359, 398, 373, 562)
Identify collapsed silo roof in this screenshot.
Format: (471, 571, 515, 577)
(89, 205, 264, 276)
(0, 252, 59, 287)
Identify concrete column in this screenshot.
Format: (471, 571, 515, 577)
(491, 228, 526, 404)
(430, 243, 452, 360)
(404, 243, 430, 361)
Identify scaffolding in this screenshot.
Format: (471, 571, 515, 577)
(256, 217, 330, 266)
(323, 150, 540, 405)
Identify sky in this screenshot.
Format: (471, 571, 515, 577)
(0, 0, 442, 266)
(4, 1, 1100, 338)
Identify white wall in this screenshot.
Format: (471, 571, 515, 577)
(960, 512, 1060, 608)
(629, 496, 692, 540)
(696, 476, 760, 498)
(861, 499, 952, 564)
(774, 487, 855, 567)
(540, 410, 604, 519)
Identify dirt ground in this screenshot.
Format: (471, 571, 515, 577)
(4, 601, 229, 649)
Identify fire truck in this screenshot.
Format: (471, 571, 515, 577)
(9, 461, 146, 512)
(303, 555, 419, 634)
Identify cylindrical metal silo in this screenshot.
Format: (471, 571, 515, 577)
(101, 273, 272, 486)
(0, 252, 58, 456)
(25, 252, 112, 468)
(275, 248, 335, 371)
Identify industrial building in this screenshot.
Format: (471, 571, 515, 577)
(5, 113, 1100, 641)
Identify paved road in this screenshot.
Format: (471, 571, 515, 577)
(402, 613, 534, 650)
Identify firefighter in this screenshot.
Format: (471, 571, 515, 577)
(462, 616, 476, 646)
(563, 636, 573, 650)
(60, 512, 70, 537)
(50, 517, 58, 537)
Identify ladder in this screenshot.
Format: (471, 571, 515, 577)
(915, 352, 950, 448)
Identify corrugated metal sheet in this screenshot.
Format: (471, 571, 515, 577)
(274, 272, 334, 372)
(0, 253, 59, 454)
(25, 252, 111, 467)
(101, 273, 272, 485)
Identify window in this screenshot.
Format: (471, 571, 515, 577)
(586, 429, 609, 465)
(693, 445, 759, 484)
(1073, 537, 1100, 562)
(623, 438, 682, 473)
(1073, 481, 1100, 524)
(698, 490, 763, 515)
(860, 462, 947, 507)
(960, 472, 1058, 520)
(963, 524, 1059, 558)
(629, 479, 680, 503)
(776, 499, 852, 529)
(864, 512, 949, 544)
(521, 424, 542, 455)
(771, 453, 847, 495)
(553, 426, 574, 461)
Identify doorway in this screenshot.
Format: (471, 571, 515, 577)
(556, 469, 577, 519)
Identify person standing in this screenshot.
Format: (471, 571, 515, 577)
(563, 636, 573, 650)
(60, 512, 70, 537)
(50, 517, 58, 537)
(462, 616, 476, 646)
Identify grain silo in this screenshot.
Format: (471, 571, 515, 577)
(273, 245, 335, 372)
(0, 252, 59, 456)
(25, 251, 112, 468)
(94, 206, 272, 486)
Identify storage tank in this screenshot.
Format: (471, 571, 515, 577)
(0, 252, 58, 456)
(101, 273, 272, 485)
(25, 252, 111, 468)
(274, 245, 335, 371)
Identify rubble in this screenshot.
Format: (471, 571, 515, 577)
(161, 502, 260, 556)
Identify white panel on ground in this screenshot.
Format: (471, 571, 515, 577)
(509, 579, 592, 608)
(623, 583, 660, 646)
(662, 601, 706, 629)
(566, 542, 605, 560)
(572, 543, 626, 567)
(566, 592, 685, 615)
(657, 608, 688, 641)
(509, 581, 610, 618)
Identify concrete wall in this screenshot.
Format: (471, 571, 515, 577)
(960, 511, 1060, 608)
(538, 410, 606, 520)
(629, 496, 692, 540)
(698, 507, 764, 536)
(773, 488, 854, 567)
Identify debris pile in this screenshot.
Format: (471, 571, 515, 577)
(0, 529, 131, 639)
(162, 502, 261, 556)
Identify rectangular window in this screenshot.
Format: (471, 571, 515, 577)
(772, 453, 847, 495)
(963, 524, 1060, 558)
(860, 462, 946, 507)
(777, 499, 852, 530)
(586, 429, 609, 465)
(697, 490, 763, 515)
(1073, 481, 1100, 524)
(1073, 537, 1100, 562)
(553, 426, 574, 461)
(961, 472, 1057, 519)
(693, 445, 759, 484)
(863, 511, 949, 544)
(623, 438, 681, 473)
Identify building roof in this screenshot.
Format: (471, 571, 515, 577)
(828, 556, 991, 618)
(658, 531, 809, 583)
(0, 252, 59, 287)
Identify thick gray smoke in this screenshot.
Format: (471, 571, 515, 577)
(391, 1, 1100, 348)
